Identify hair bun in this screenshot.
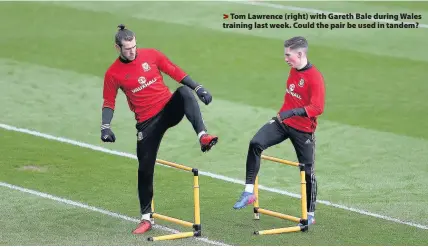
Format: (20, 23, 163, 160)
(117, 24, 126, 30)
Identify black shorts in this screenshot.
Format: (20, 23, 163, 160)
(135, 88, 186, 140)
(283, 121, 316, 165)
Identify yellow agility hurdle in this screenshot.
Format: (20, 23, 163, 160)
(253, 154, 308, 235)
(147, 159, 201, 242)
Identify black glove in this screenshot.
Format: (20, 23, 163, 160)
(101, 124, 116, 142)
(195, 85, 212, 105)
(277, 108, 307, 121)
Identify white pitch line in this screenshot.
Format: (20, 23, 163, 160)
(0, 181, 228, 246)
(1, 123, 427, 230)
(228, 0, 428, 29)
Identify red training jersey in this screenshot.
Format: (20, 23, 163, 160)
(279, 64, 325, 133)
(102, 48, 188, 123)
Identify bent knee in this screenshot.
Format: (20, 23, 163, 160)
(249, 138, 264, 150)
(177, 86, 194, 98)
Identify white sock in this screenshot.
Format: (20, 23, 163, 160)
(245, 184, 254, 193)
(198, 131, 206, 139)
(141, 213, 151, 221)
(308, 212, 314, 217)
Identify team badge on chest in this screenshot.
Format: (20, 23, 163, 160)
(298, 78, 305, 87)
(142, 62, 151, 72)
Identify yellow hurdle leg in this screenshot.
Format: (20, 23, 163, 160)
(254, 176, 260, 220)
(193, 170, 201, 234)
(300, 168, 308, 224)
(148, 232, 195, 241)
(255, 226, 302, 235)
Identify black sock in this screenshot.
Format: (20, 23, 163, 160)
(305, 164, 317, 213)
(138, 170, 154, 215)
(245, 140, 263, 184)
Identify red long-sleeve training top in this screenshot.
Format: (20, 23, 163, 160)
(102, 48, 187, 123)
(279, 64, 325, 133)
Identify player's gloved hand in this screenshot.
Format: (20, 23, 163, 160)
(101, 124, 116, 142)
(277, 108, 307, 121)
(195, 85, 212, 105)
(278, 110, 295, 121)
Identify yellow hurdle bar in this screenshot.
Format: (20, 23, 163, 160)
(152, 213, 194, 228)
(256, 208, 301, 223)
(157, 159, 193, 172)
(147, 160, 202, 241)
(148, 232, 196, 241)
(255, 226, 302, 235)
(261, 154, 299, 167)
(252, 155, 308, 235)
